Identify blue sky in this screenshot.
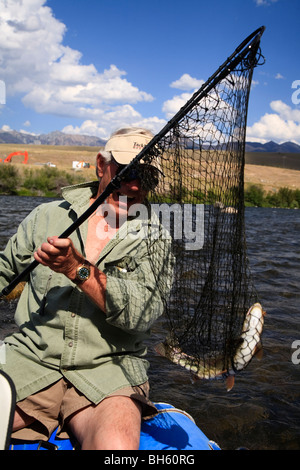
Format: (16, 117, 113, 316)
(0, 0, 300, 143)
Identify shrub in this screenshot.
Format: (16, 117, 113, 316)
(0, 164, 19, 194)
(22, 167, 86, 196)
(244, 185, 265, 207)
(277, 187, 296, 208)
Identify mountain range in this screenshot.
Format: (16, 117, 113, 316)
(245, 141, 300, 153)
(0, 130, 106, 147)
(0, 129, 300, 153)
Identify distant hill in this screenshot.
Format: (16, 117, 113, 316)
(0, 130, 106, 147)
(245, 140, 300, 153)
(1, 129, 300, 154)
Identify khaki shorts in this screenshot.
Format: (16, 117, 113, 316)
(11, 378, 157, 442)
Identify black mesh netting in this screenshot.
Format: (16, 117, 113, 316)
(139, 27, 266, 384)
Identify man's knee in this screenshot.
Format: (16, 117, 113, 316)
(68, 396, 142, 450)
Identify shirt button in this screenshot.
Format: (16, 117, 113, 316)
(68, 341, 73, 347)
(71, 313, 76, 318)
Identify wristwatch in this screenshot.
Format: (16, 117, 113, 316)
(74, 261, 91, 284)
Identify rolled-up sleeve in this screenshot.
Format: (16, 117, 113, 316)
(104, 233, 174, 334)
(105, 256, 164, 334)
(0, 206, 39, 290)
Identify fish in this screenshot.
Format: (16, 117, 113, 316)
(155, 302, 265, 392)
(154, 341, 228, 381)
(0, 282, 26, 302)
(232, 302, 265, 371)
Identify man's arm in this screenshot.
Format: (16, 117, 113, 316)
(34, 234, 174, 334)
(33, 236, 107, 312)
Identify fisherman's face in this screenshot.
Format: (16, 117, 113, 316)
(96, 155, 148, 222)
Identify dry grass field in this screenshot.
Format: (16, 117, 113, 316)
(0, 143, 100, 167)
(244, 164, 300, 192)
(1, 143, 299, 192)
(0, 143, 100, 180)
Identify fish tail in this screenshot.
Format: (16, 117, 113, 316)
(254, 341, 264, 360)
(225, 374, 235, 392)
(2, 282, 26, 302)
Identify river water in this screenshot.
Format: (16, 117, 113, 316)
(0, 196, 299, 450)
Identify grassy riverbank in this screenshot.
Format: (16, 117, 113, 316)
(244, 184, 300, 208)
(1, 163, 299, 208)
(1, 143, 300, 207)
(0, 164, 89, 197)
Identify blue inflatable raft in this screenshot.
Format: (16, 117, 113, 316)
(8, 403, 220, 450)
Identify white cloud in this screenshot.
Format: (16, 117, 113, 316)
(63, 112, 166, 140)
(162, 75, 240, 121)
(63, 121, 108, 139)
(162, 92, 194, 120)
(270, 100, 300, 122)
(160, 73, 207, 120)
(1, 124, 12, 131)
(246, 100, 300, 144)
(170, 74, 204, 91)
(275, 73, 284, 80)
(254, 0, 279, 6)
(0, 0, 156, 138)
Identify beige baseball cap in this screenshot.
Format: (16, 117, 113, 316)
(104, 132, 152, 164)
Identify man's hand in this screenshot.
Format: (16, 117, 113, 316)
(34, 236, 107, 311)
(34, 236, 83, 281)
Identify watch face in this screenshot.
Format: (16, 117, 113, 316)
(77, 266, 90, 281)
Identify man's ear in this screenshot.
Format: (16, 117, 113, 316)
(96, 153, 106, 178)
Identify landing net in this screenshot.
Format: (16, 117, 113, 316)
(142, 27, 266, 380)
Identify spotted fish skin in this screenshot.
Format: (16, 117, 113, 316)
(233, 302, 265, 371)
(155, 303, 265, 391)
(154, 342, 227, 381)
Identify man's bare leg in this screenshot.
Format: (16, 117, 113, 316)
(12, 407, 35, 431)
(68, 396, 142, 450)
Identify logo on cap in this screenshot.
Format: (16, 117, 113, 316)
(133, 142, 145, 150)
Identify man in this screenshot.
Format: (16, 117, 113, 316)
(0, 128, 173, 450)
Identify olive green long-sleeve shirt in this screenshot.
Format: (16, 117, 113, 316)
(0, 182, 173, 403)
